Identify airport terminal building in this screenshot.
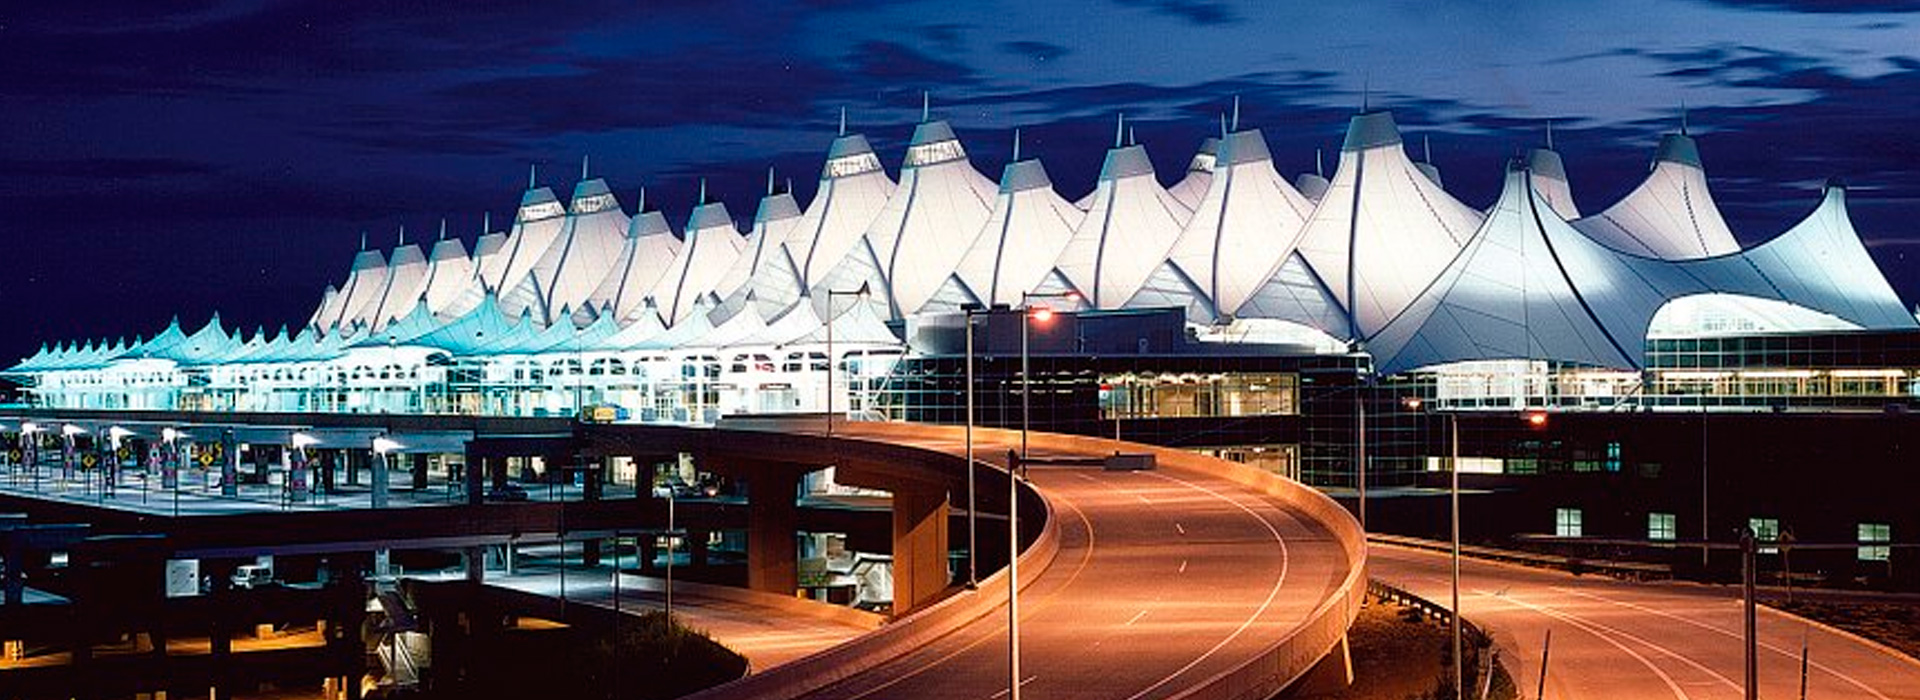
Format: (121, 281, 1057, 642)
(8, 109, 1919, 570)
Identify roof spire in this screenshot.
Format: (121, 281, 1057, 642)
(921, 91, 930, 122)
(581, 154, 589, 180)
(698, 178, 707, 204)
(528, 163, 537, 189)
(1115, 112, 1125, 148)
(1013, 127, 1022, 161)
(438, 218, 447, 241)
(767, 166, 776, 196)
(1423, 135, 1433, 163)
(359, 231, 367, 251)
(1128, 125, 1136, 146)
(1231, 95, 1241, 132)
(785, 177, 793, 194)
(638, 186, 646, 212)
(1362, 73, 1370, 112)
(1545, 119, 1555, 150)
(397, 223, 406, 246)
(1220, 112, 1228, 139)
(1680, 101, 1689, 135)
(482, 211, 491, 233)
(1316, 147, 1325, 177)
(838, 106, 847, 136)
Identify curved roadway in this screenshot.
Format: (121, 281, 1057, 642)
(1370, 543, 1920, 700)
(777, 423, 1362, 700)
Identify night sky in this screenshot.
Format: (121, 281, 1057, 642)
(5, 1, 1920, 364)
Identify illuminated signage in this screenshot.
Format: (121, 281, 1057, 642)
(825, 152, 882, 179)
(518, 201, 565, 222)
(571, 193, 617, 215)
(904, 139, 965, 167)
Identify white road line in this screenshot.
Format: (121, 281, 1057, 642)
(1126, 609, 1150, 626)
(1178, 559, 1187, 573)
(1490, 591, 1700, 700)
(1122, 472, 1289, 700)
(1551, 586, 1896, 700)
(1174, 522, 1185, 535)
(987, 675, 1038, 699)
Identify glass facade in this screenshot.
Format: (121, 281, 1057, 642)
(1648, 512, 1677, 541)
(1859, 523, 1892, 562)
(1555, 508, 1583, 537)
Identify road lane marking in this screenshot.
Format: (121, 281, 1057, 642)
(1122, 472, 1290, 700)
(1174, 522, 1185, 535)
(1179, 559, 1187, 573)
(837, 483, 1100, 699)
(987, 675, 1038, 699)
(1551, 586, 1896, 700)
(1490, 591, 1701, 699)
(1126, 610, 1150, 626)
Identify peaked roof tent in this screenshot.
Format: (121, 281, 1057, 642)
(854, 119, 998, 318)
(1527, 148, 1580, 219)
(486, 183, 569, 298)
(652, 198, 746, 326)
(714, 190, 807, 322)
(1572, 132, 1737, 259)
(1154, 128, 1318, 323)
(421, 234, 480, 320)
(1371, 166, 1915, 375)
(793, 131, 896, 292)
(327, 247, 393, 332)
(937, 157, 1084, 310)
(501, 177, 630, 324)
(1049, 143, 1193, 309)
(365, 239, 429, 332)
(586, 200, 682, 326)
(1167, 137, 1220, 209)
(1293, 110, 1483, 342)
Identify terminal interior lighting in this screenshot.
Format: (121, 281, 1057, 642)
(372, 436, 403, 455)
(1526, 411, 1549, 427)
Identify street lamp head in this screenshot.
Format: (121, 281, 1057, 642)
(1403, 397, 1423, 411)
(161, 427, 179, 443)
(1526, 411, 1548, 428)
(292, 432, 319, 449)
(1030, 305, 1054, 323)
(372, 436, 403, 454)
(61, 423, 86, 437)
(21, 422, 39, 435)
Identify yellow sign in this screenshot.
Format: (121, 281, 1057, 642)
(198, 450, 216, 467)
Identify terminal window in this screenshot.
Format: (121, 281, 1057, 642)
(1101, 372, 1298, 419)
(1648, 512, 1677, 541)
(1555, 508, 1583, 538)
(1859, 523, 1892, 562)
(1749, 517, 1781, 554)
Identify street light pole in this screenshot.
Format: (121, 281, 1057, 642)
(1009, 290, 1073, 700)
(963, 305, 982, 588)
(1450, 413, 1462, 700)
(824, 283, 872, 437)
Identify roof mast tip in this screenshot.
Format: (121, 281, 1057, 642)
(1013, 127, 1022, 161)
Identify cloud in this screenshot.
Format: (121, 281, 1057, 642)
(1111, 0, 1243, 25)
(1001, 41, 1070, 62)
(1692, 0, 1920, 12)
(845, 40, 977, 84)
(0, 157, 222, 180)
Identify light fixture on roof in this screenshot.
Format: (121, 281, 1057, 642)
(372, 436, 403, 455)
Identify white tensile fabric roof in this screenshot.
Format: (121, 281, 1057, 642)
(586, 207, 682, 326)
(324, 247, 392, 332)
(1157, 129, 1317, 323)
(1527, 148, 1580, 219)
(651, 200, 745, 326)
(1293, 111, 1483, 341)
(365, 240, 429, 331)
(865, 119, 999, 318)
(713, 190, 805, 321)
(1572, 133, 1738, 259)
(501, 178, 631, 324)
(421, 233, 481, 320)
(935, 158, 1083, 310)
(789, 132, 896, 320)
(485, 185, 568, 299)
(1050, 143, 1192, 309)
(1167, 137, 1219, 210)
(1370, 165, 1915, 374)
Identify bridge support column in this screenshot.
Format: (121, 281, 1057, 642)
(1292, 634, 1353, 694)
(464, 546, 485, 583)
(411, 453, 428, 490)
(745, 465, 799, 596)
(891, 485, 951, 615)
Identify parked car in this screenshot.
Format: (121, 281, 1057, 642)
(231, 564, 275, 589)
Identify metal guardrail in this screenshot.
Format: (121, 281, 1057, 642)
(1367, 578, 1497, 700)
(1371, 532, 1672, 580)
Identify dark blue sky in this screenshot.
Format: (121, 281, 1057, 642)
(5, 1, 1920, 362)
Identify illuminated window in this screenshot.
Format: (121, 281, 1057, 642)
(1859, 523, 1891, 562)
(1555, 508, 1583, 537)
(1748, 518, 1780, 554)
(1648, 512, 1676, 541)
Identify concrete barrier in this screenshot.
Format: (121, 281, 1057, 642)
(615, 573, 886, 631)
(680, 429, 1061, 700)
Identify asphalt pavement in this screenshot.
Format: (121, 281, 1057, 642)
(1369, 543, 1920, 700)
